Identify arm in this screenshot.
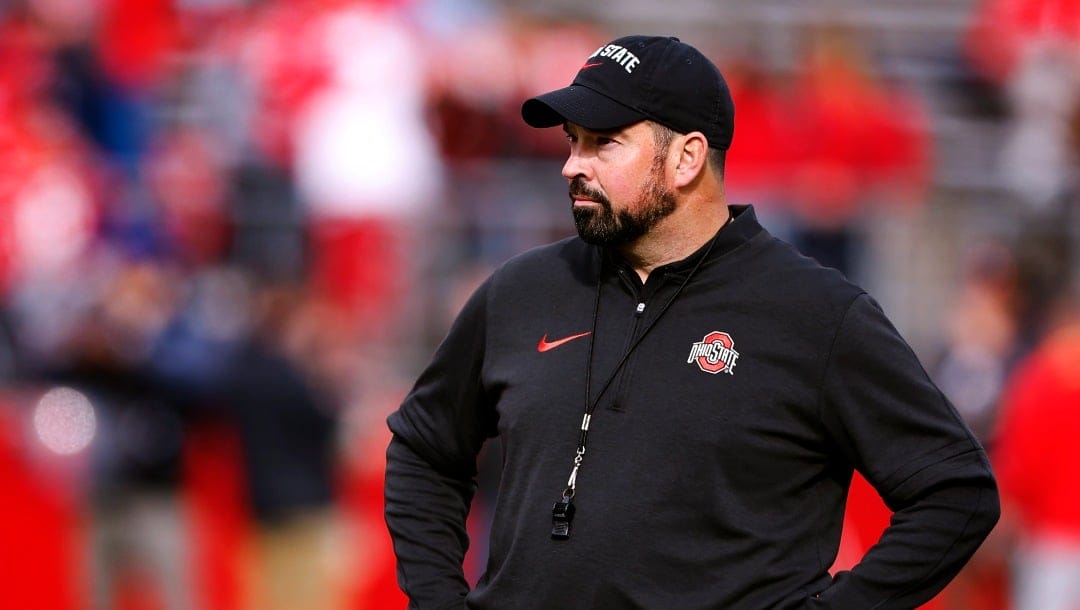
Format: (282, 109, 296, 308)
(811, 294, 1000, 609)
(384, 278, 497, 609)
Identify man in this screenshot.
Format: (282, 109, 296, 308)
(385, 35, 999, 609)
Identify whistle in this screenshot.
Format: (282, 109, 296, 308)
(551, 499, 575, 540)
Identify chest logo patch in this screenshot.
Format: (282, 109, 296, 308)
(687, 331, 740, 375)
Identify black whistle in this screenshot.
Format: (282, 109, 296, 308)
(551, 499, 575, 540)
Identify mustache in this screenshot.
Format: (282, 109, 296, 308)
(569, 178, 608, 206)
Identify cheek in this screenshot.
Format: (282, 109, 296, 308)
(607, 161, 662, 209)
(598, 169, 643, 208)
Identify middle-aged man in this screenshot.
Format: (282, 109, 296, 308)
(384, 35, 999, 609)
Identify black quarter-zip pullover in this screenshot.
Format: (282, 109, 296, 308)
(385, 205, 999, 609)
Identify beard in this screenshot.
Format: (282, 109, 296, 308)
(569, 156, 676, 247)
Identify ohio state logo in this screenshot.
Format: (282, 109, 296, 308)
(687, 331, 739, 375)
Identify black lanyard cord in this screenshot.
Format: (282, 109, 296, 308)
(552, 230, 722, 539)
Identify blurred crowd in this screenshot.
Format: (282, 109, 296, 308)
(0, 0, 1077, 609)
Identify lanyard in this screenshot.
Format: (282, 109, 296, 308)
(552, 232, 721, 540)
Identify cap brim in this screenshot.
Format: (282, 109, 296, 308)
(522, 85, 647, 131)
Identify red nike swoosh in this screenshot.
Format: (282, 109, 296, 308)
(537, 331, 592, 352)
(580, 61, 603, 70)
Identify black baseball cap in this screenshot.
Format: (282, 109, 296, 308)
(521, 35, 734, 150)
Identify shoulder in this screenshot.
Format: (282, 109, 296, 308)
(739, 233, 865, 315)
(490, 236, 596, 290)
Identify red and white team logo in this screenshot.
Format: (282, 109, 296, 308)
(687, 331, 740, 375)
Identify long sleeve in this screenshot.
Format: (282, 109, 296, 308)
(384, 278, 497, 609)
(810, 294, 1000, 609)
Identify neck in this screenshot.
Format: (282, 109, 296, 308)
(619, 199, 730, 283)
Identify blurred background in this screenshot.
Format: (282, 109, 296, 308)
(0, 0, 1077, 608)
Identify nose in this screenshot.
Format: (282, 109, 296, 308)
(562, 152, 590, 182)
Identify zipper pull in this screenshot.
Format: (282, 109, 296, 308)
(635, 302, 646, 316)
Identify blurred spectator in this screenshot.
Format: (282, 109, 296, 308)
(723, 56, 798, 217)
(966, 0, 1080, 210)
(783, 25, 929, 278)
(95, 265, 346, 610)
(50, 260, 197, 610)
(929, 241, 1024, 610)
(992, 281, 1080, 610)
(274, 2, 441, 342)
(932, 240, 1024, 445)
(1000, 189, 1077, 354)
(425, 17, 520, 161)
(215, 283, 343, 610)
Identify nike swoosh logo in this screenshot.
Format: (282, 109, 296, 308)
(537, 331, 592, 352)
(580, 61, 603, 70)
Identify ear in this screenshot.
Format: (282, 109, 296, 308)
(671, 131, 709, 189)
